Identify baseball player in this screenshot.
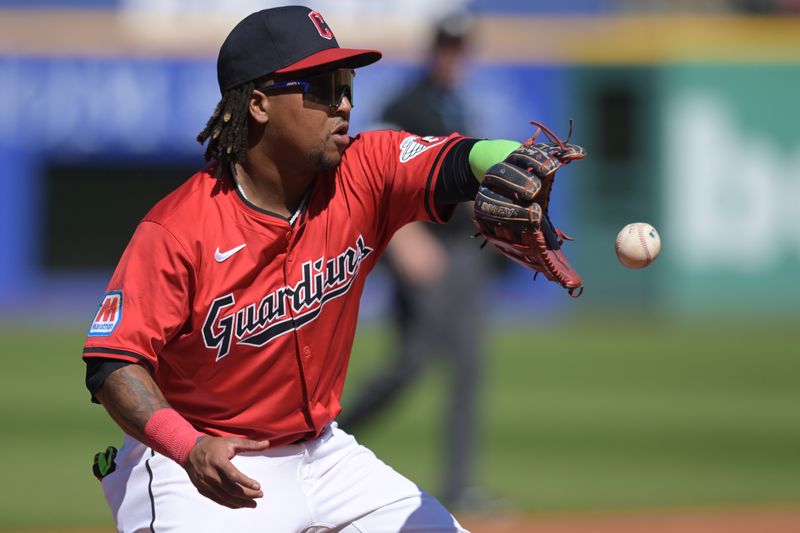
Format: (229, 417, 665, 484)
(83, 5, 582, 532)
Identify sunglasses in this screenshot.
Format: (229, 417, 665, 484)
(256, 69, 355, 110)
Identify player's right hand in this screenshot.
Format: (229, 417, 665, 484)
(183, 436, 271, 509)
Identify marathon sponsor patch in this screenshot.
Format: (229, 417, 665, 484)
(89, 291, 122, 337)
(399, 135, 446, 163)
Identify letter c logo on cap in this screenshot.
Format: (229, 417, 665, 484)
(308, 11, 333, 40)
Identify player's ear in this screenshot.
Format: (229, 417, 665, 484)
(249, 88, 270, 125)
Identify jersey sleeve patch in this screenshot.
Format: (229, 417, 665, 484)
(398, 135, 447, 163)
(88, 291, 123, 337)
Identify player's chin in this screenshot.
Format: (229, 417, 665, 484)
(314, 146, 343, 171)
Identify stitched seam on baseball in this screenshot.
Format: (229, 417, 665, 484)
(637, 225, 652, 262)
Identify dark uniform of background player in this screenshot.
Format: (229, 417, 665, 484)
(340, 13, 489, 509)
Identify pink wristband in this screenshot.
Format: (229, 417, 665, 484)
(143, 408, 204, 466)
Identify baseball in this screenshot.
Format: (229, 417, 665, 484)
(615, 222, 661, 269)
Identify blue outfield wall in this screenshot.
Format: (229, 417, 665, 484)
(0, 56, 576, 321)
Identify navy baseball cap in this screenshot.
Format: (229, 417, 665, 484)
(217, 5, 382, 94)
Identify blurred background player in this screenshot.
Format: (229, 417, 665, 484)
(339, 12, 490, 509)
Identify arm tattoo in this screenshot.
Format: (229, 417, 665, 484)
(96, 365, 170, 441)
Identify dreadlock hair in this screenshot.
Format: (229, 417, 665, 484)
(196, 81, 255, 169)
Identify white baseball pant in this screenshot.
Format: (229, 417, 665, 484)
(101, 423, 469, 532)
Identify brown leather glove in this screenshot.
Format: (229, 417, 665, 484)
(473, 121, 586, 297)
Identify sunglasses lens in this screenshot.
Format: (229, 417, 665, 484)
(333, 69, 354, 108)
(304, 70, 353, 109)
(257, 70, 355, 110)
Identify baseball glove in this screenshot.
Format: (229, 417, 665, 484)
(473, 120, 585, 297)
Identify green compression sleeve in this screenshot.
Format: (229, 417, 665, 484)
(468, 139, 522, 182)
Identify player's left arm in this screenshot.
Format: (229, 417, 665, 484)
(365, 132, 521, 243)
(433, 139, 521, 208)
(469, 139, 523, 183)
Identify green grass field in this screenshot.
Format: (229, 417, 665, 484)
(1, 318, 799, 530)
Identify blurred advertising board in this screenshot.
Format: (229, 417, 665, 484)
(572, 65, 800, 316)
(662, 66, 800, 314)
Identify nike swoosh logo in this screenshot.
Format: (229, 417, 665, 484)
(214, 243, 247, 263)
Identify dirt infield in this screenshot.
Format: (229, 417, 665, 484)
(7, 507, 800, 533)
(460, 506, 800, 533)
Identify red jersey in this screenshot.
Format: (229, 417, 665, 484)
(83, 130, 464, 446)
